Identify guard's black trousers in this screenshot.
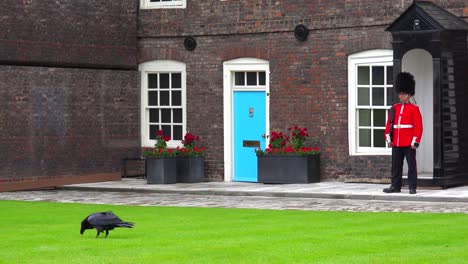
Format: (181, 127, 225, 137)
(391, 146, 417, 190)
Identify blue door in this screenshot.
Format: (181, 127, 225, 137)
(233, 91, 266, 182)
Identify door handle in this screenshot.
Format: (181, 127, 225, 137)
(261, 134, 266, 138)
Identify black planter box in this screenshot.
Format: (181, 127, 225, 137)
(257, 154, 320, 184)
(146, 157, 177, 184)
(177, 157, 205, 183)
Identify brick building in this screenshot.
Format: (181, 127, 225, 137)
(1, 0, 467, 191)
(0, 0, 139, 191)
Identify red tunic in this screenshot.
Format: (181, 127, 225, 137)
(384, 102, 423, 147)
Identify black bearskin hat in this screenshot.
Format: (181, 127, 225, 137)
(395, 72, 415, 96)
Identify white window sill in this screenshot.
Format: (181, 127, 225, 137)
(140, 0, 186, 9)
(350, 151, 392, 156)
(142, 141, 183, 149)
(141, 5, 186, 9)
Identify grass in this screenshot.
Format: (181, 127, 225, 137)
(0, 200, 467, 263)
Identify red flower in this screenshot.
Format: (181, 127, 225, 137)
(178, 132, 206, 157)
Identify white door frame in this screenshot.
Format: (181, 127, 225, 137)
(223, 58, 270, 182)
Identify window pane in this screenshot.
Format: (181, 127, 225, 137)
(235, 72, 245, 86)
(148, 91, 158, 106)
(373, 129, 385, 147)
(357, 87, 370, 106)
(160, 91, 169, 106)
(359, 109, 371, 126)
(172, 91, 181, 106)
(162, 125, 171, 139)
(173, 125, 183, 140)
(387, 66, 393, 85)
(358, 66, 369, 85)
(173, 109, 182, 123)
(148, 74, 158, 88)
(374, 109, 386, 127)
(259, 72, 266, 85)
(171, 73, 181, 88)
(149, 125, 159, 140)
(161, 109, 171, 123)
(247, 72, 257, 85)
(359, 129, 371, 147)
(149, 109, 159, 123)
(386, 87, 394, 106)
(160, 73, 169, 88)
(372, 66, 384, 85)
(372, 88, 384, 106)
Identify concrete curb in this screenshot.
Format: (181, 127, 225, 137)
(57, 185, 468, 203)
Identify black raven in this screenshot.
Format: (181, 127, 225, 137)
(80, 211, 134, 238)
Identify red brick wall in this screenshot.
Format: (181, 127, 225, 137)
(0, 0, 137, 69)
(139, 29, 394, 181)
(138, 0, 467, 181)
(0, 66, 140, 183)
(0, 0, 139, 188)
(138, 0, 466, 37)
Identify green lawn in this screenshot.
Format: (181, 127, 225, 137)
(0, 200, 467, 264)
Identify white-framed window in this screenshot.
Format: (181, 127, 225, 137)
(140, 60, 186, 148)
(140, 0, 186, 9)
(348, 50, 393, 155)
(232, 71, 266, 90)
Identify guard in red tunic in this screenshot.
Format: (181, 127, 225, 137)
(383, 72, 423, 194)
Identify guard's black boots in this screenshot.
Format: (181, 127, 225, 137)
(383, 186, 401, 193)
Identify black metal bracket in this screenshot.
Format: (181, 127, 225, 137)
(294, 24, 309, 42)
(121, 157, 147, 178)
(184, 37, 197, 51)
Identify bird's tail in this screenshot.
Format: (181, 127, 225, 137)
(117, 222, 134, 228)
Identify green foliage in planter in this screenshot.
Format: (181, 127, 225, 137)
(143, 131, 205, 158)
(142, 130, 176, 157)
(256, 126, 320, 156)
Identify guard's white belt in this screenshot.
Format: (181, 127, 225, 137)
(393, 124, 413, 128)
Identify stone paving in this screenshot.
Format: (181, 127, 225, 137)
(60, 178, 468, 202)
(1, 189, 468, 214)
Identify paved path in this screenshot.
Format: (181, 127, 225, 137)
(60, 179, 468, 202)
(1, 188, 468, 213)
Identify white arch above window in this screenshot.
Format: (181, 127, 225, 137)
(139, 60, 186, 72)
(348, 49, 393, 63)
(223, 58, 269, 66)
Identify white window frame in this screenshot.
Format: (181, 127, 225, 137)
(223, 58, 270, 182)
(348, 49, 393, 156)
(140, 0, 186, 9)
(139, 60, 187, 149)
(232, 71, 267, 91)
